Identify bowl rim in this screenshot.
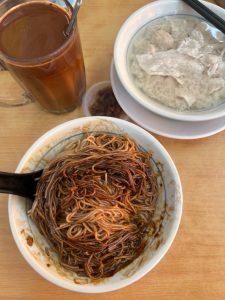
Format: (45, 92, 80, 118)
(8, 116, 183, 293)
(114, 0, 225, 122)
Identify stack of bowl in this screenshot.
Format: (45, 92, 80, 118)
(112, 0, 225, 139)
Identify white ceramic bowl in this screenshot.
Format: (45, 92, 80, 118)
(8, 117, 182, 293)
(114, 0, 225, 122)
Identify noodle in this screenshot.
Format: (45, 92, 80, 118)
(29, 133, 158, 279)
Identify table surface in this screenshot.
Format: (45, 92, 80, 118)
(0, 0, 225, 299)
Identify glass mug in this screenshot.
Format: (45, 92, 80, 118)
(0, 0, 86, 113)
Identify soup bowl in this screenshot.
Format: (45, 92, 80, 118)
(114, 0, 225, 122)
(8, 116, 182, 293)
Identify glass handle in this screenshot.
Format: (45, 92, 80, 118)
(0, 59, 34, 107)
(0, 92, 33, 107)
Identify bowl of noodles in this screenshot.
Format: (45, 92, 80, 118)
(8, 117, 182, 293)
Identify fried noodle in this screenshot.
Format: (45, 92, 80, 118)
(29, 133, 158, 279)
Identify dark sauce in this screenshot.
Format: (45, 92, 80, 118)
(90, 86, 126, 118)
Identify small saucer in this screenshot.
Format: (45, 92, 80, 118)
(110, 62, 225, 139)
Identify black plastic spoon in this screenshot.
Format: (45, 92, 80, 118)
(0, 170, 43, 200)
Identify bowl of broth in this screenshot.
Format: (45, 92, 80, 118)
(114, 0, 225, 122)
(8, 117, 182, 292)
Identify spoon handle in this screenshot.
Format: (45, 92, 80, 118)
(182, 0, 225, 35)
(0, 170, 42, 199)
(65, 0, 82, 37)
